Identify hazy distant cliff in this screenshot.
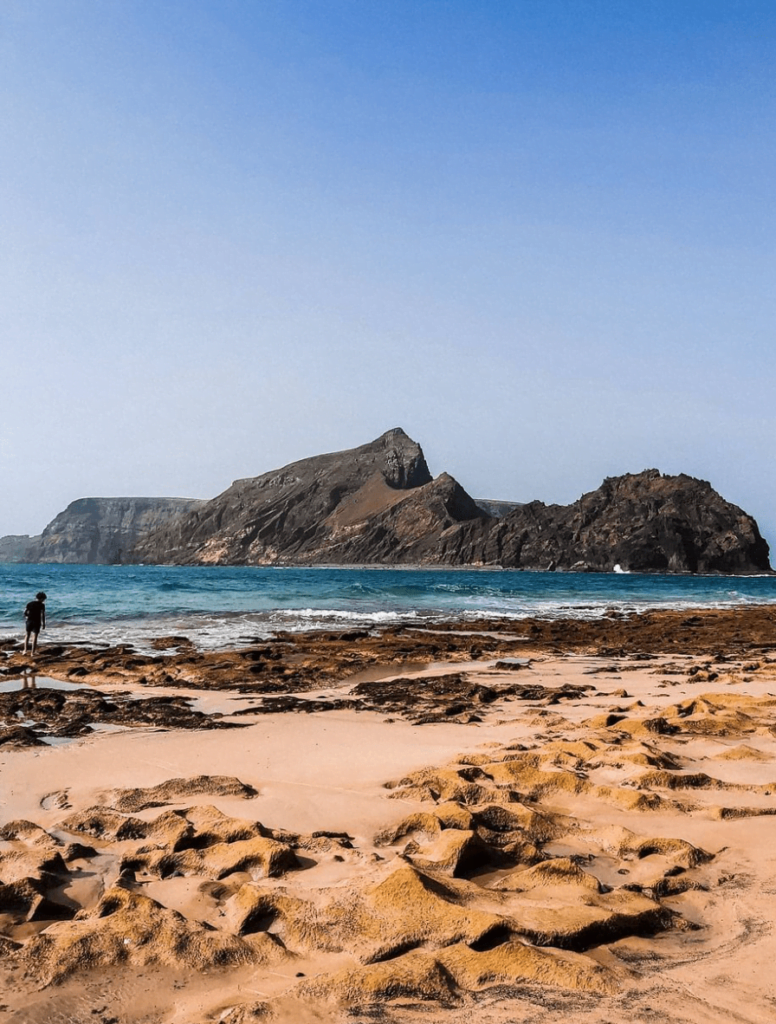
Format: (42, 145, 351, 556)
(28, 497, 205, 564)
(0, 535, 40, 563)
(130, 430, 771, 574)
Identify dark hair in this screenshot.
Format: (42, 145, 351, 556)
(36, 592, 47, 601)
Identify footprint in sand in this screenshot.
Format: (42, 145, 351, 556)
(40, 789, 71, 810)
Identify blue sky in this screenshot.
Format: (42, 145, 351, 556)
(2, 1, 775, 547)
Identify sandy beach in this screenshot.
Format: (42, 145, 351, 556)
(2, 608, 776, 1023)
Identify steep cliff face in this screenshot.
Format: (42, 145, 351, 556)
(0, 535, 40, 563)
(130, 428, 476, 565)
(31, 497, 206, 564)
(478, 470, 771, 573)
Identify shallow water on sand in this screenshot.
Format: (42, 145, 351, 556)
(0, 674, 84, 692)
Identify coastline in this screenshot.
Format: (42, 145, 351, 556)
(1, 607, 776, 1022)
(4, 572, 776, 662)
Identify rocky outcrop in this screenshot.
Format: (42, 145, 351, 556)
(29, 497, 205, 564)
(475, 470, 771, 573)
(132, 440, 769, 573)
(130, 429, 487, 565)
(8, 432, 771, 573)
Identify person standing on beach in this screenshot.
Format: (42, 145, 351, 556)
(23, 591, 47, 655)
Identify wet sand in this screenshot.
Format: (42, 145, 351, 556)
(1, 607, 776, 1023)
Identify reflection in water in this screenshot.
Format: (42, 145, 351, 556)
(0, 674, 80, 693)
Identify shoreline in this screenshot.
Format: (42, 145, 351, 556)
(5, 558, 775, 574)
(4, 564, 776, 640)
(3, 599, 776, 655)
(1, 606, 776, 1022)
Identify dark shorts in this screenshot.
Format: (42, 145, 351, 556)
(25, 619, 41, 634)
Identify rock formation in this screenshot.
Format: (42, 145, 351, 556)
(0, 535, 40, 563)
(474, 470, 771, 573)
(27, 497, 205, 564)
(131, 432, 770, 573)
(3, 430, 770, 572)
(130, 428, 487, 565)
(473, 499, 523, 519)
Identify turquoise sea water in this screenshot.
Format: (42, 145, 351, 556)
(2, 564, 776, 651)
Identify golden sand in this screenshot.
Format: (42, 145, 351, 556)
(1, 611, 776, 1022)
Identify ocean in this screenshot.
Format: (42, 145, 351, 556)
(2, 563, 776, 652)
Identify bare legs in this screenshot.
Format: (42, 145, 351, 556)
(23, 630, 39, 656)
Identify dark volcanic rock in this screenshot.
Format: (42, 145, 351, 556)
(130, 428, 485, 565)
(476, 470, 770, 573)
(350, 673, 593, 723)
(29, 497, 206, 564)
(132, 441, 770, 572)
(0, 685, 246, 747)
(14, 430, 770, 573)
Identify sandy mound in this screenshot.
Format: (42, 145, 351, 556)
(713, 744, 769, 761)
(300, 939, 618, 1007)
(1, 750, 704, 1016)
(300, 947, 460, 1006)
(104, 775, 258, 812)
(124, 833, 298, 881)
(16, 885, 262, 986)
(0, 877, 76, 925)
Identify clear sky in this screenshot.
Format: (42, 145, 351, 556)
(2, 1, 775, 546)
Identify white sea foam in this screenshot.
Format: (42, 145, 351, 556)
(289, 608, 418, 622)
(0, 596, 756, 654)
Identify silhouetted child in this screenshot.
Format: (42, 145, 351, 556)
(23, 591, 47, 655)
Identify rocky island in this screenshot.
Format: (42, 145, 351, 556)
(130, 429, 772, 573)
(2, 429, 770, 572)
